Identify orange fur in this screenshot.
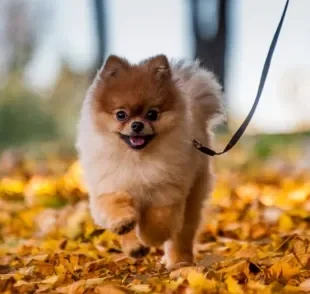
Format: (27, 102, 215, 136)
(76, 54, 224, 270)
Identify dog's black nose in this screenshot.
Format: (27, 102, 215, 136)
(131, 121, 144, 133)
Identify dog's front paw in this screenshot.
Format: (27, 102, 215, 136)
(163, 247, 194, 270)
(166, 261, 194, 271)
(94, 191, 137, 235)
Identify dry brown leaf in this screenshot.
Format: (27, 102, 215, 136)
(94, 284, 128, 294)
(23, 254, 49, 265)
(85, 277, 108, 286)
(196, 253, 225, 267)
(56, 280, 86, 294)
(40, 275, 59, 284)
(169, 266, 203, 280)
(130, 284, 151, 292)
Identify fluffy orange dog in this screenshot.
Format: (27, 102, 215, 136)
(76, 54, 224, 269)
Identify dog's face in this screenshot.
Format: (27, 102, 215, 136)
(92, 55, 183, 150)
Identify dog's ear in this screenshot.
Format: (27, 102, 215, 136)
(99, 55, 130, 80)
(147, 55, 171, 81)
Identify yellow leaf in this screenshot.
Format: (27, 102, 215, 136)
(13, 272, 24, 281)
(269, 262, 300, 280)
(217, 260, 247, 275)
(69, 254, 81, 271)
(23, 254, 48, 265)
(54, 264, 66, 275)
(40, 275, 59, 284)
(18, 266, 35, 276)
(283, 285, 303, 293)
(247, 281, 266, 291)
(13, 280, 31, 287)
(130, 284, 151, 293)
(187, 270, 217, 291)
(0, 273, 20, 281)
(225, 276, 244, 294)
(279, 214, 294, 231)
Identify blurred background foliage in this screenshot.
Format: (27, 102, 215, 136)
(0, 70, 89, 152)
(0, 80, 58, 148)
(1, 0, 310, 158)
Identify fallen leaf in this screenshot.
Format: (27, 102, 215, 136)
(86, 277, 108, 286)
(56, 280, 86, 294)
(1, 145, 310, 293)
(279, 214, 294, 231)
(94, 284, 128, 294)
(187, 270, 217, 291)
(40, 275, 59, 284)
(130, 284, 151, 292)
(169, 266, 203, 280)
(300, 278, 310, 292)
(225, 276, 244, 294)
(269, 262, 300, 280)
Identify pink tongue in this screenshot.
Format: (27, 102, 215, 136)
(130, 136, 145, 146)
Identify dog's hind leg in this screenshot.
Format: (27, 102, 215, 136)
(163, 170, 213, 270)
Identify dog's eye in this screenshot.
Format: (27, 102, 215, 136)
(116, 110, 128, 121)
(146, 110, 158, 121)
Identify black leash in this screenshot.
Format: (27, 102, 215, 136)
(193, 0, 290, 156)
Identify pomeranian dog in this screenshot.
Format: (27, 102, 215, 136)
(76, 54, 224, 269)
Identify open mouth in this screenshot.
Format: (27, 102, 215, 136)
(119, 134, 155, 150)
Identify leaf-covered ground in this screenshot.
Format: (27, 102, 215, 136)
(1, 140, 310, 294)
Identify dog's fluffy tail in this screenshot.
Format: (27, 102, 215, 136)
(170, 59, 225, 132)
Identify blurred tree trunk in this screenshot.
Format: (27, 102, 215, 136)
(191, 0, 227, 90)
(92, 0, 106, 79)
(93, 0, 227, 90)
